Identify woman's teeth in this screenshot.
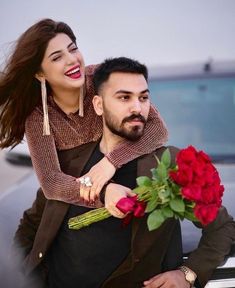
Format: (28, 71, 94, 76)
(66, 67, 80, 76)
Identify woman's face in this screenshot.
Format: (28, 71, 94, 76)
(40, 33, 85, 94)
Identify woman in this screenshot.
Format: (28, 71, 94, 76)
(0, 19, 168, 207)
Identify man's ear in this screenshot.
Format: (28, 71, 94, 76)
(92, 95, 103, 116)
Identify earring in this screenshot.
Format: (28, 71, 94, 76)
(79, 85, 84, 117)
(41, 78, 50, 135)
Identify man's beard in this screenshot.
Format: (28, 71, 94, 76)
(103, 106, 147, 141)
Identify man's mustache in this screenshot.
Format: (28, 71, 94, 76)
(122, 114, 146, 124)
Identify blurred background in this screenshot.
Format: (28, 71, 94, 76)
(0, 0, 235, 192)
(1, 2, 235, 286)
(1, 0, 235, 67)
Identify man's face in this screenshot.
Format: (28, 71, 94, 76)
(97, 72, 150, 141)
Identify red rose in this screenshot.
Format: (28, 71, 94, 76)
(181, 185, 202, 201)
(176, 145, 197, 166)
(200, 186, 217, 204)
(194, 203, 219, 225)
(192, 160, 204, 174)
(197, 150, 211, 163)
(169, 165, 193, 186)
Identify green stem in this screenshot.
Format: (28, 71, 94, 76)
(68, 208, 111, 230)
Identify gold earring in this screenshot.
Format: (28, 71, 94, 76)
(79, 85, 84, 117)
(41, 78, 50, 135)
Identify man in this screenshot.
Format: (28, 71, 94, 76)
(13, 57, 235, 288)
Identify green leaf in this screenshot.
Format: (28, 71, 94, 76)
(132, 186, 148, 194)
(151, 168, 158, 180)
(161, 148, 171, 168)
(156, 162, 168, 182)
(136, 176, 152, 187)
(162, 206, 174, 218)
(147, 209, 165, 231)
(145, 198, 158, 213)
(158, 189, 170, 201)
(169, 198, 185, 212)
(184, 210, 199, 222)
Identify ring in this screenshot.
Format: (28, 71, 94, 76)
(80, 176, 93, 187)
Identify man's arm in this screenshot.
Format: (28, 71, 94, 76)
(143, 206, 235, 288)
(185, 206, 235, 287)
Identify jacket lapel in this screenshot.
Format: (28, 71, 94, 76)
(103, 147, 175, 286)
(103, 151, 163, 284)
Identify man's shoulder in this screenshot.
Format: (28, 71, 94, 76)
(140, 145, 179, 162)
(136, 146, 179, 177)
(154, 145, 179, 158)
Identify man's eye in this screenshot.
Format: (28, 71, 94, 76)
(140, 95, 149, 101)
(120, 95, 130, 100)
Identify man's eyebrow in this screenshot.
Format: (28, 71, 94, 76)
(115, 89, 149, 95)
(48, 42, 74, 58)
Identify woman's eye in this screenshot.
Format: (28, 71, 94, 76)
(52, 55, 61, 62)
(70, 47, 78, 53)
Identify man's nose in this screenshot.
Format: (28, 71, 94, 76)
(130, 100, 142, 114)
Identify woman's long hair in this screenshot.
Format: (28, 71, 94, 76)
(0, 18, 76, 148)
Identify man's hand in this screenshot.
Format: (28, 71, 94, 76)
(143, 270, 190, 288)
(105, 183, 135, 218)
(77, 157, 116, 203)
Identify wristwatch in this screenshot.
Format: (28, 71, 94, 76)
(178, 265, 197, 287)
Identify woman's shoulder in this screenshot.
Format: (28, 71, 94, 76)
(26, 105, 43, 122)
(85, 64, 100, 76)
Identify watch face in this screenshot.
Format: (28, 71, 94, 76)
(179, 266, 196, 285)
(186, 271, 196, 283)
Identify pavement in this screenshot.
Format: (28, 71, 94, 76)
(0, 149, 32, 194)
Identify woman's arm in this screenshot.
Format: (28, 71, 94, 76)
(25, 108, 87, 205)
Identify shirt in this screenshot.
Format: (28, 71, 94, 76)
(47, 144, 137, 288)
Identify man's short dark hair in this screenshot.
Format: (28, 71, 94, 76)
(93, 57, 148, 94)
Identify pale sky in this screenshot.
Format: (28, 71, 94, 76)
(1, 0, 235, 67)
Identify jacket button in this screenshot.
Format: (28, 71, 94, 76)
(134, 258, 140, 263)
(39, 252, 43, 259)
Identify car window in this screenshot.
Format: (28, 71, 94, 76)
(149, 76, 235, 161)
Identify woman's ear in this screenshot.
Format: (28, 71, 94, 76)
(92, 95, 103, 116)
(35, 72, 45, 82)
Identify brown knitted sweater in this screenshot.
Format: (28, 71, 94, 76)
(25, 65, 168, 204)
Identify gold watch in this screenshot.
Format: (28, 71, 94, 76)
(178, 265, 197, 287)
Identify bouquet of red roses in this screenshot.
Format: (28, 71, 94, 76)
(68, 146, 224, 231)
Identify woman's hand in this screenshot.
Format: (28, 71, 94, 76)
(77, 157, 116, 203)
(104, 183, 136, 218)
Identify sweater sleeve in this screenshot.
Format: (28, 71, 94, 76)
(25, 109, 83, 205)
(105, 104, 168, 168)
(184, 206, 235, 287)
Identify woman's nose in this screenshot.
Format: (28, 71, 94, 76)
(66, 52, 77, 65)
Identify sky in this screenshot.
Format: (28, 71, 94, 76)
(0, 0, 235, 68)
